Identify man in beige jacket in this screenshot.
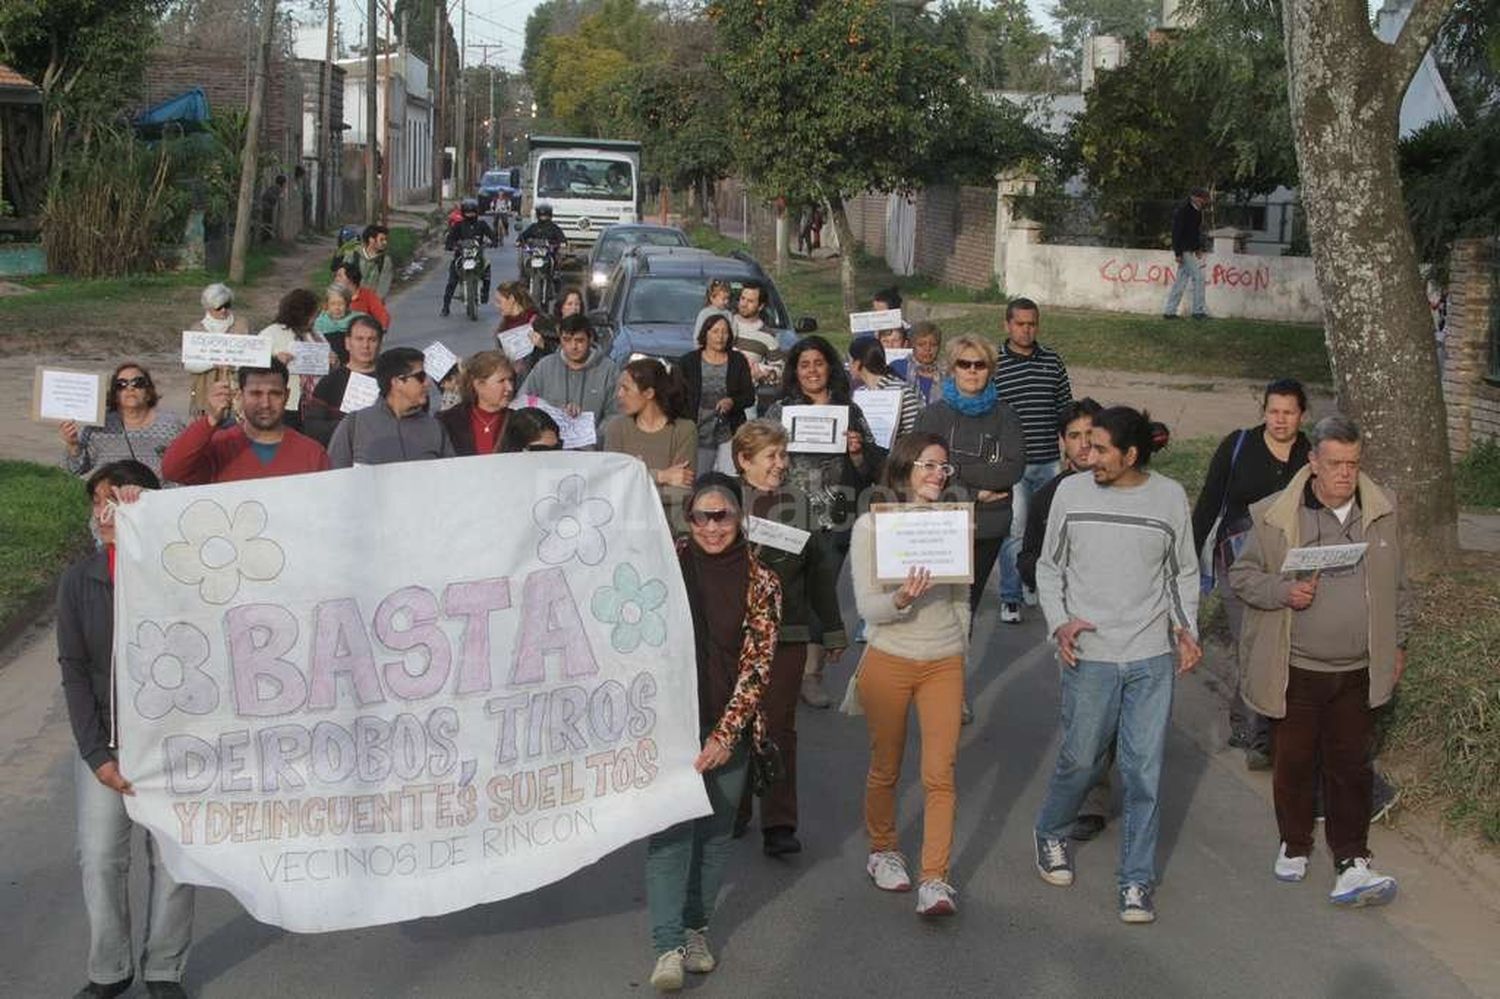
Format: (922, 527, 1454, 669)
(1230, 414, 1411, 907)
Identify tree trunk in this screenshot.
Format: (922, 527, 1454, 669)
(826, 193, 859, 315)
(229, 0, 278, 283)
(1281, 0, 1457, 574)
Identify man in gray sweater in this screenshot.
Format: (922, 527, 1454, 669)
(519, 314, 619, 440)
(1033, 407, 1201, 925)
(328, 347, 456, 467)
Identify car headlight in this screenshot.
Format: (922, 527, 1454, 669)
(591, 270, 609, 287)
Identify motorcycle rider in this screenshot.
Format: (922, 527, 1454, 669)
(441, 198, 498, 318)
(518, 202, 567, 250)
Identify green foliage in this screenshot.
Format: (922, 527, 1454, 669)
(932, 0, 1066, 92)
(0, 460, 89, 632)
(1399, 115, 1500, 283)
(528, 0, 655, 135)
(1455, 438, 1500, 508)
(625, 59, 733, 191)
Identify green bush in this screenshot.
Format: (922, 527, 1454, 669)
(0, 461, 90, 630)
(1455, 438, 1500, 508)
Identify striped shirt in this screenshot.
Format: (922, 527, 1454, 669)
(993, 341, 1072, 464)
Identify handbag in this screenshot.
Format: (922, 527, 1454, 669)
(1199, 429, 1249, 593)
(839, 661, 865, 716)
(750, 736, 786, 796)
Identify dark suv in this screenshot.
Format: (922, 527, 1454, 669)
(593, 246, 815, 364)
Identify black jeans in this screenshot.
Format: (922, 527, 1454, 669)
(970, 534, 1006, 616)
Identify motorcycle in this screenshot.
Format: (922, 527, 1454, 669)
(456, 237, 486, 321)
(522, 239, 558, 313)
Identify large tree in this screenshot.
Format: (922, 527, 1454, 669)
(1281, 0, 1458, 569)
(1048, 0, 1158, 84)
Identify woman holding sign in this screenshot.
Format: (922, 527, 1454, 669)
(185, 282, 249, 420)
(849, 433, 968, 916)
(62, 363, 186, 481)
(646, 473, 779, 991)
(259, 288, 326, 429)
(764, 336, 883, 708)
(438, 351, 516, 455)
(849, 338, 920, 443)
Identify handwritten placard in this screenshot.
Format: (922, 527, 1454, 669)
(423, 341, 461, 382)
(514, 394, 598, 450)
(287, 341, 331, 377)
(498, 325, 535, 362)
(1280, 542, 1368, 574)
(339, 371, 379, 413)
(746, 515, 811, 555)
(32, 367, 107, 425)
(849, 308, 905, 334)
(871, 502, 975, 584)
(780, 404, 848, 454)
(855, 387, 905, 449)
(181, 330, 272, 369)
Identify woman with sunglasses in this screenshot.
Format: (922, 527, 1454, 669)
(185, 283, 250, 421)
(849, 433, 968, 916)
(62, 363, 186, 481)
(646, 473, 779, 992)
(915, 334, 1025, 616)
(763, 335, 883, 708)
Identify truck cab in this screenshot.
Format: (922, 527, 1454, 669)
(523, 136, 642, 252)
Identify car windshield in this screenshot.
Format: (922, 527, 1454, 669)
(597, 231, 687, 266)
(480, 172, 506, 187)
(536, 157, 634, 202)
(624, 276, 789, 328)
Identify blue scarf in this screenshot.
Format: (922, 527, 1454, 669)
(941, 376, 997, 416)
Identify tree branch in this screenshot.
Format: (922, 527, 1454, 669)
(1388, 0, 1453, 87)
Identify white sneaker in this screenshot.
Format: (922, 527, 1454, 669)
(682, 928, 715, 973)
(1000, 602, 1022, 624)
(916, 879, 958, 916)
(650, 948, 685, 992)
(866, 850, 913, 892)
(1330, 857, 1397, 907)
(1274, 843, 1308, 882)
(1022, 586, 1039, 607)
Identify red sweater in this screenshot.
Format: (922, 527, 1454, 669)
(162, 417, 331, 484)
(350, 287, 390, 332)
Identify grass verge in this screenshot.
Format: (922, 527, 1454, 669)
(0, 461, 90, 634)
(1456, 439, 1500, 509)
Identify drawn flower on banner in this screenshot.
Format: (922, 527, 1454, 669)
(161, 499, 285, 604)
(127, 621, 218, 719)
(534, 474, 614, 566)
(591, 562, 668, 653)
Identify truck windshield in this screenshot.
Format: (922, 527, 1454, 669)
(537, 157, 634, 202)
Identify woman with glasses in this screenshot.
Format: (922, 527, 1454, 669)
(915, 334, 1025, 616)
(62, 363, 186, 481)
(850, 433, 968, 916)
(438, 351, 516, 456)
(646, 472, 779, 992)
(185, 283, 250, 421)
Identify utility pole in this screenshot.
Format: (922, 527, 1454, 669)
(365, 0, 378, 223)
(470, 44, 504, 171)
(229, 0, 277, 282)
(320, 0, 335, 230)
(456, 0, 466, 194)
(431, 0, 444, 204)
(381, 1, 392, 223)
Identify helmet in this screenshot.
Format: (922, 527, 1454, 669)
(460, 197, 479, 217)
(535, 203, 553, 222)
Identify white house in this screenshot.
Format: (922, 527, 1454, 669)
(337, 51, 434, 206)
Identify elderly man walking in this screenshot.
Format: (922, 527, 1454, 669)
(1229, 414, 1410, 906)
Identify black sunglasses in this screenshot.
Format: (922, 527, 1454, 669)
(952, 358, 989, 371)
(524, 442, 562, 452)
(688, 509, 735, 525)
(114, 376, 151, 390)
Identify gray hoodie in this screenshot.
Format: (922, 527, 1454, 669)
(521, 347, 620, 427)
(327, 399, 456, 467)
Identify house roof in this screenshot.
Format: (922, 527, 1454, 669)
(0, 63, 39, 91)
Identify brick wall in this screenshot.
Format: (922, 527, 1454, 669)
(843, 193, 887, 257)
(912, 185, 996, 291)
(1441, 238, 1500, 456)
(140, 47, 304, 172)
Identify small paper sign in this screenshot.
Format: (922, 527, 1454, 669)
(871, 503, 975, 584)
(849, 308, 905, 334)
(1280, 542, 1368, 574)
(498, 325, 535, 362)
(746, 515, 811, 555)
(855, 387, 905, 449)
(287, 341, 331, 376)
(32, 367, 106, 425)
(182, 330, 272, 368)
(423, 341, 461, 382)
(884, 347, 913, 366)
(513, 394, 598, 449)
(340, 371, 379, 413)
(780, 404, 848, 454)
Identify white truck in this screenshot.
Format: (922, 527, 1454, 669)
(522, 136, 642, 251)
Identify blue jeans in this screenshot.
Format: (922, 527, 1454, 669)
(1163, 254, 1208, 317)
(75, 756, 194, 984)
(999, 460, 1060, 603)
(1035, 653, 1176, 887)
(645, 743, 750, 953)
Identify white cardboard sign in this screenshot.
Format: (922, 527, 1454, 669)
(339, 372, 380, 413)
(849, 308, 905, 334)
(33, 367, 107, 425)
(182, 331, 273, 369)
(780, 404, 849, 454)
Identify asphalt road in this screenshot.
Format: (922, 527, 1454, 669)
(384, 242, 524, 360)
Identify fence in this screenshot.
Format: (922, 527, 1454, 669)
(1017, 193, 1307, 257)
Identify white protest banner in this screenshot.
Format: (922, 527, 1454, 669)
(849, 309, 905, 334)
(183, 331, 273, 369)
(287, 342, 331, 377)
(1280, 542, 1368, 574)
(872, 503, 975, 584)
(514, 394, 597, 450)
(340, 372, 379, 413)
(780, 404, 848, 454)
(423, 341, 461, 382)
(32, 367, 106, 425)
(746, 516, 810, 555)
(498, 325, 535, 363)
(113, 454, 709, 933)
(854, 388, 904, 449)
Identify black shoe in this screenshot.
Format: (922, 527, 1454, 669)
(1162, 314, 1179, 320)
(73, 979, 133, 999)
(440, 304, 450, 317)
(1372, 770, 1401, 824)
(762, 827, 802, 857)
(147, 983, 189, 999)
(1191, 314, 1210, 321)
(1069, 814, 1107, 841)
(1245, 748, 1272, 771)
